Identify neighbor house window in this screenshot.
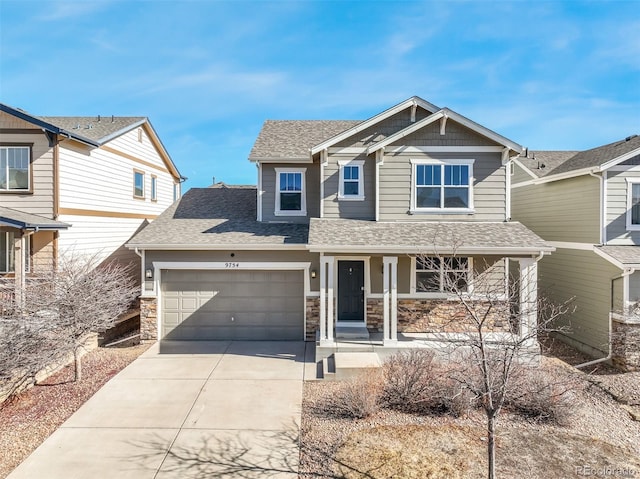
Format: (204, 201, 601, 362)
(0, 232, 31, 273)
(275, 168, 306, 216)
(0, 146, 30, 191)
(151, 175, 157, 201)
(133, 170, 145, 198)
(411, 160, 474, 212)
(338, 159, 365, 200)
(415, 256, 469, 293)
(626, 179, 640, 230)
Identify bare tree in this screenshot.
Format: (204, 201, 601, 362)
(0, 253, 138, 402)
(409, 250, 572, 479)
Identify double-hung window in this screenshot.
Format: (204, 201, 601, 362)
(0, 146, 30, 191)
(0, 232, 31, 273)
(133, 170, 145, 199)
(411, 160, 474, 213)
(626, 179, 640, 230)
(275, 168, 306, 216)
(338, 159, 365, 200)
(415, 256, 469, 293)
(151, 175, 158, 202)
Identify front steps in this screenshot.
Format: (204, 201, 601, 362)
(321, 352, 382, 380)
(335, 326, 370, 340)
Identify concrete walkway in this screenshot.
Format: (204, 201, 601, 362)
(8, 341, 313, 479)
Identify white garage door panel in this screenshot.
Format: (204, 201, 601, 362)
(161, 269, 304, 340)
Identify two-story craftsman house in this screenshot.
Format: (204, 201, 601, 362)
(0, 103, 183, 295)
(128, 97, 552, 361)
(512, 135, 640, 370)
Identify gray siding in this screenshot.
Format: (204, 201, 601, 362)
(511, 161, 537, 184)
(537, 248, 620, 355)
(512, 175, 600, 243)
(379, 152, 506, 221)
(322, 153, 375, 220)
(605, 167, 640, 244)
(0, 112, 55, 217)
(400, 121, 500, 147)
(261, 162, 320, 223)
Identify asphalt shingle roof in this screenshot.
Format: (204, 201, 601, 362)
(516, 151, 579, 178)
(39, 116, 146, 143)
(0, 206, 70, 230)
(127, 187, 309, 248)
(597, 245, 640, 266)
(308, 218, 552, 253)
(248, 120, 361, 159)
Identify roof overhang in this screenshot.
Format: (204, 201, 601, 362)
(125, 243, 308, 251)
(249, 156, 313, 164)
(307, 245, 554, 255)
(0, 209, 71, 231)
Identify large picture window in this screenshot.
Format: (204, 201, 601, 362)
(275, 168, 306, 216)
(411, 160, 474, 212)
(415, 256, 469, 293)
(0, 146, 30, 191)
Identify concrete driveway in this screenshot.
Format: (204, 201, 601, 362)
(8, 341, 313, 479)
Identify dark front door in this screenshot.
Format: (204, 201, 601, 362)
(338, 261, 365, 321)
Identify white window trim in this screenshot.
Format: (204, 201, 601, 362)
(626, 178, 640, 231)
(150, 175, 158, 202)
(337, 159, 365, 201)
(410, 256, 473, 297)
(275, 167, 307, 216)
(410, 159, 475, 214)
(0, 146, 31, 192)
(133, 170, 145, 199)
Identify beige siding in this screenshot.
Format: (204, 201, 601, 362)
(0, 112, 55, 217)
(605, 167, 640, 244)
(31, 231, 55, 273)
(511, 161, 538, 184)
(512, 175, 600, 243)
(322, 153, 375, 220)
(379, 151, 506, 221)
(260, 162, 320, 223)
(538, 248, 620, 355)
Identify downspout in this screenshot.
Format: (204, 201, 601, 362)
(575, 269, 633, 369)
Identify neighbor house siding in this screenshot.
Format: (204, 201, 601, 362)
(538, 248, 620, 356)
(605, 167, 640, 244)
(260, 162, 320, 223)
(378, 151, 506, 221)
(512, 175, 600, 243)
(322, 152, 375, 220)
(0, 112, 55, 217)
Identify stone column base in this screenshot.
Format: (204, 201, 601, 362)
(612, 317, 640, 372)
(140, 297, 158, 341)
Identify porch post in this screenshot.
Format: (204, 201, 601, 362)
(383, 256, 398, 345)
(518, 257, 538, 344)
(14, 233, 24, 304)
(319, 256, 334, 344)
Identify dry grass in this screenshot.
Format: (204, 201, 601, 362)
(0, 344, 149, 479)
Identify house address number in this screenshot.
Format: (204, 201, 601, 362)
(225, 262, 240, 268)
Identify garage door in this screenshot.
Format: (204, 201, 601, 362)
(161, 269, 304, 340)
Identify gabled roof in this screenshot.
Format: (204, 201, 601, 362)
(0, 206, 70, 230)
(1, 103, 182, 180)
(126, 187, 309, 249)
(308, 218, 553, 254)
(515, 135, 640, 182)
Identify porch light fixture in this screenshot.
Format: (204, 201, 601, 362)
(145, 269, 153, 279)
(311, 270, 317, 279)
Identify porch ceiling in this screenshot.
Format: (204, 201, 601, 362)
(0, 207, 70, 230)
(308, 218, 553, 255)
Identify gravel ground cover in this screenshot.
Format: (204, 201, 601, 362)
(300, 351, 640, 479)
(0, 344, 149, 479)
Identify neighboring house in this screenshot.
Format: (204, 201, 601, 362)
(512, 135, 640, 370)
(127, 96, 552, 360)
(0, 103, 183, 295)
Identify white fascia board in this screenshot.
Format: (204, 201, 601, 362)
(547, 241, 595, 251)
(249, 157, 312, 163)
(599, 146, 640, 171)
(153, 261, 311, 270)
(388, 146, 505, 154)
(592, 247, 629, 270)
(125, 243, 308, 251)
(366, 111, 445, 155)
(307, 245, 555, 255)
(512, 158, 540, 180)
(441, 108, 523, 154)
(512, 165, 598, 187)
(309, 97, 440, 155)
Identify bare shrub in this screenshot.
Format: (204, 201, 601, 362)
(438, 376, 478, 417)
(507, 364, 580, 425)
(321, 370, 384, 419)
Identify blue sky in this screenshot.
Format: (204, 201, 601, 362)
(1, 0, 639, 191)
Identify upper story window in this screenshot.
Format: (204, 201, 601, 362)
(410, 159, 474, 213)
(0, 146, 30, 192)
(414, 256, 469, 293)
(338, 159, 364, 201)
(275, 168, 306, 216)
(133, 170, 145, 199)
(626, 179, 640, 230)
(151, 175, 158, 202)
(0, 232, 31, 273)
